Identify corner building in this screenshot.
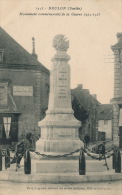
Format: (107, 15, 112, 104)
(0, 27, 49, 145)
(111, 33, 122, 148)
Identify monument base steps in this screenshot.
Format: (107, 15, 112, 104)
(35, 159, 111, 173)
(36, 139, 83, 153)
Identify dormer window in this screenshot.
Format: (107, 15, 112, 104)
(0, 49, 4, 62)
(0, 82, 8, 106)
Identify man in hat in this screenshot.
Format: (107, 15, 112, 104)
(11, 139, 26, 169)
(98, 141, 109, 170)
(98, 141, 106, 156)
(83, 134, 90, 148)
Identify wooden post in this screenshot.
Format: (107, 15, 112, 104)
(112, 150, 117, 169)
(79, 149, 86, 175)
(115, 150, 121, 173)
(24, 150, 31, 174)
(5, 147, 10, 169)
(0, 148, 2, 171)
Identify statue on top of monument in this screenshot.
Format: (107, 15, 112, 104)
(53, 34, 69, 51)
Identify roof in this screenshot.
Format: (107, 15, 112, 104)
(0, 92, 20, 114)
(111, 42, 122, 50)
(71, 86, 100, 109)
(111, 33, 122, 50)
(97, 104, 113, 120)
(0, 27, 49, 73)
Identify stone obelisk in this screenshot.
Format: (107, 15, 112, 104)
(37, 34, 83, 155)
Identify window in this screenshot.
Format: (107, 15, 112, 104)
(0, 53, 2, 62)
(96, 121, 99, 127)
(0, 82, 8, 106)
(104, 120, 108, 125)
(0, 124, 2, 138)
(0, 49, 4, 62)
(3, 117, 11, 138)
(0, 86, 6, 104)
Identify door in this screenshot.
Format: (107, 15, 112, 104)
(119, 127, 122, 149)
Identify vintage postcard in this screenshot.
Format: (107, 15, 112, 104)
(0, 0, 122, 195)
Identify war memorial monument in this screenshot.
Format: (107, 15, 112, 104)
(0, 34, 122, 184)
(36, 34, 83, 173)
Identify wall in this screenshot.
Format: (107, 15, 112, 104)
(98, 120, 112, 140)
(0, 68, 49, 139)
(119, 64, 122, 97)
(111, 34, 122, 146)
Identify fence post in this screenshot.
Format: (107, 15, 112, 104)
(24, 150, 31, 174)
(115, 150, 121, 173)
(0, 148, 2, 171)
(112, 150, 117, 169)
(79, 149, 86, 175)
(7, 148, 10, 167)
(5, 147, 10, 169)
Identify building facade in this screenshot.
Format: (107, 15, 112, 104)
(0, 27, 49, 145)
(111, 33, 122, 148)
(97, 104, 113, 140)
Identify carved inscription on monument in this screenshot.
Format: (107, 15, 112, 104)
(57, 66, 68, 100)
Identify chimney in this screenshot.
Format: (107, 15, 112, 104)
(117, 33, 122, 43)
(32, 37, 38, 60)
(83, 89, 90, 95)
(92, 94, 97, 99)
(77, 84, 83, 89)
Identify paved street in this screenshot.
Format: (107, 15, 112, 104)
(0, 180, 122, 195)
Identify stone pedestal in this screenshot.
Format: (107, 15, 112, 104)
(37, 114, 82, 153)
(36, 35, 83, 172)
(35, 159, 109, 173)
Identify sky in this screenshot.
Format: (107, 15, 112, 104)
(0, 0, 122, 104)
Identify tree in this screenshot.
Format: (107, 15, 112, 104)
(72, 96, 89, 123)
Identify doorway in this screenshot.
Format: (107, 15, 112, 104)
(119, 127, 122, 149)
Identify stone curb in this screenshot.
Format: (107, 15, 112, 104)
(0, 171, 122, 183)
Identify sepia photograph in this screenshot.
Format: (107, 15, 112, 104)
(0, 0, 122, 195)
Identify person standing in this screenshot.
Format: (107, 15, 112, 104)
(11, 139, 26, 169)
(98, 141, 109, 170)
(83, 134, 90, 148)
